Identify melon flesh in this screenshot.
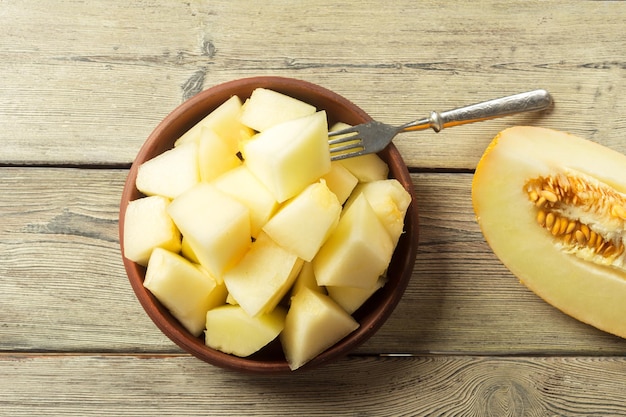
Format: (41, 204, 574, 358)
(321, 162, 358, 205)
(472, 126, 626, 339)
(197, 127, 242, 183)
(344, 179, 411, 247)
(291, 261, 326, 297)
(175, 95, 254, 151)
(211, 165, 278, 238)
(167, 183, 251, 280)
(331, 122, 389, 182)
(242, 111, 331, 203)
(123, 195, 181, 266)
(262, 180, 341, 262)
(144, 248, 226, 336)
(327, 276, 387, 315)
(205, 305, 286, 357)
(136, 141, 199, 199)
(240, 87, 317, 132)
(313, 193, 394, 289)
(223, 232, 304, 317)
(280, 287, 359, 371)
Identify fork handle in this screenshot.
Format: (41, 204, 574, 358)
(400, 89, 553, 133)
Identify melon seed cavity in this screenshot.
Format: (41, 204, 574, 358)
(525, 170, 626, 266)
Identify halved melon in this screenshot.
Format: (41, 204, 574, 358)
(472, 126, 626, 339)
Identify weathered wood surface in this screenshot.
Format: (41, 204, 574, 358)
(2, 0, 625, 169)
(3, 354, 626, 417)
(2, 0, 626, 416)
(3, 168, 626, 354)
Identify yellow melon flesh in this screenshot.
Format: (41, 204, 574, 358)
(472, 126, 626, 339)
(205, 305, 286, 357)
(174, 95, 254, 151)
(280, 287, 359, 371)
(123, 195, 181, 266)
(223, 232, 304, 317)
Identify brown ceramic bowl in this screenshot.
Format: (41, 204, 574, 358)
(119, 76, 419, 373)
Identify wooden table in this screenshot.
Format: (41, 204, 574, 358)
(2, 1, 626, 415)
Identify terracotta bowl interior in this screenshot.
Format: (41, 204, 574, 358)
(119, 76, 419, 373)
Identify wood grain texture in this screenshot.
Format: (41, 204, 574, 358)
(2, 354, 626, 417)
(1, 0, 624, 168)
(0, 167, 176, 352)
(3, 168, 626, 355)
(3, 1, 626, 415)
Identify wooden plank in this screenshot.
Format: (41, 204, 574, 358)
(371, 172, 626, 355)
(2, 354, 626, 416)
(3, 167, 626, 354)
(1, 1, 625, 168)
(0, 167, 177, 351)
(2, 2, 625, 415)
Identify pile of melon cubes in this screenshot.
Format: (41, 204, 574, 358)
(123, 88, 411, 370)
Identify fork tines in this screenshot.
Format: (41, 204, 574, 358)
(328, 129, 364, 160)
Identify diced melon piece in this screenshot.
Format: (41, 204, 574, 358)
(330, 122, 389, 182)
(280, 287, 359, 371)
(175, 95, 254, 152)
(197, 127, 242, 183)
(167, 183, 251, 280)
(223, 232, 303, 317)
(123, 196, 181, 266)
(180, 236, 199, 264)
(240, 88, 317, 132)
(344, 179, 411, 246)
(205, 305, 286, 357)
(242, 111, 331, 203)
(226, 293, 238, 305)
(313, 194, 394, 289)
(263, 180, 341, 262)
(136, 141, 200, 199)
(321, 162, 359, 205)
(291, 262, 326, 297)
(144, 248, 226, 336)
(212, 165, 278, 238)
(326, 276, 387, 315)
(338, 154, 389, 182)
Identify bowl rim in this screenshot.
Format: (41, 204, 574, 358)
(119, 76, 419, 373)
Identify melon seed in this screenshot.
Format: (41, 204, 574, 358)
(541, 189, 558, 203)
(525, 172, 626, 263)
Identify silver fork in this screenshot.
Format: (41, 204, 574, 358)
(328, 89, 553, 160)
